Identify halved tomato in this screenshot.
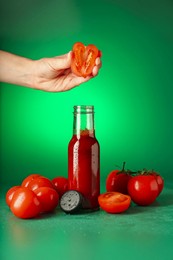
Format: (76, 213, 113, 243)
(71, 42, 100, 78)
(98, 192, 131, 214)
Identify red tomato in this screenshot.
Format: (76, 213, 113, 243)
(106, 162, 132, 194)
(71, 42, 100, 78)
(155, 175, 164, 196)
(21, 174, 41, 188)
(52, 176, 68, 198)
(152, 173, 164, 196)
(6, 186, 20, 207)
(34, 187, 59, 213)
(10, 187, 41, 219)
(128, 175, 159, 206)
(98, 192, 131, 214)
(106, 170, 132, 194)
(28, 176, 55, 191)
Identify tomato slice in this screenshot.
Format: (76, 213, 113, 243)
(71, 42, 99, 78)
(98, 192, 131, 214)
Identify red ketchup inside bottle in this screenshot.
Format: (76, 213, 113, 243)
(68, 106, 100, 211)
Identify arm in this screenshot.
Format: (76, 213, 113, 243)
(0, 50, 101, 92)
(0, 51, 34, 88)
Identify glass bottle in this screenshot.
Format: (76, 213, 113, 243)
(68, 105, 100, 211)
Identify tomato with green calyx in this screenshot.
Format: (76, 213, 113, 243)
(135, 169, 164, 197)
(148, 170, 164, 196)
(106, 162, 132, 195)
(71, 42, 100, 78)
(98, 192, 131, 214)
(34, 187, 59, 213)
(127, 172, 159, 206)
(10, 187, 42, 219)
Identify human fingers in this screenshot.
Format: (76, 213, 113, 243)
(95, 57, 101, 66)
(92, 59, 102, 77)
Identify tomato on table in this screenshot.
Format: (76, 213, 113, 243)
(52, 176, 68, 198)
(106, 162, 132, 195)
(71, 42, 100, 78)
(21, 174, 41, 188)
(34, 187, 59, 213)
(152, 172, 164, 196)
(10, 187, 42, 219)
(98, 192, 131, 214)
(127, 174, 159, 206)
(6, 186, 20, 207)
(28, 176, 55, 191)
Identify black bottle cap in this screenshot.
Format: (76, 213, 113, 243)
(60, 190, 83, 214)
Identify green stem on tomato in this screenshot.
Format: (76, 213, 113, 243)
(122, 162, 126, 171)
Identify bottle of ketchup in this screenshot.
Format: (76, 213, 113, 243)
(68, 105, 100, 211)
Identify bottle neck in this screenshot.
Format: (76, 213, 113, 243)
(73, 106, 95, 137)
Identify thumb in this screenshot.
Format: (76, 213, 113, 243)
(50, 51, 72, 70)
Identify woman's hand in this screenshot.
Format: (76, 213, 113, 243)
(0, 50, 102, 92)
(31, 51, 102, 92)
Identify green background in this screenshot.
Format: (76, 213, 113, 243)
(1, 1, 173, 260)
(0, 0, 173, 187)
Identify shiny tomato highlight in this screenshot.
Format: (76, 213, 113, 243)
(106, 170, 132, 195)
(34, 187, 59, 213)
(28, 176, 55, 191)
(10, 187, 42, 219)
(128, 175, 159, 206)
(21, 174, 41, 188)
(52, 176, 68, 198)
(152, 173, 164, 196)
(6, 186, 20, 207)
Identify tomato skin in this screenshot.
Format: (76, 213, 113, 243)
(127, 175, 159, 206)
(71, 42, 99, 78)
(6, 186, 20, 207)
(106, 170, 132, 195)
(10, 187, 41, 219)
(28, 176, 55, 191)
(98, 192, 131, 214)
(34, 187, 59, 213)
(52, 177, 68, 198)
(152, 173, 164, 196)
(21, 174, 41, 188)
